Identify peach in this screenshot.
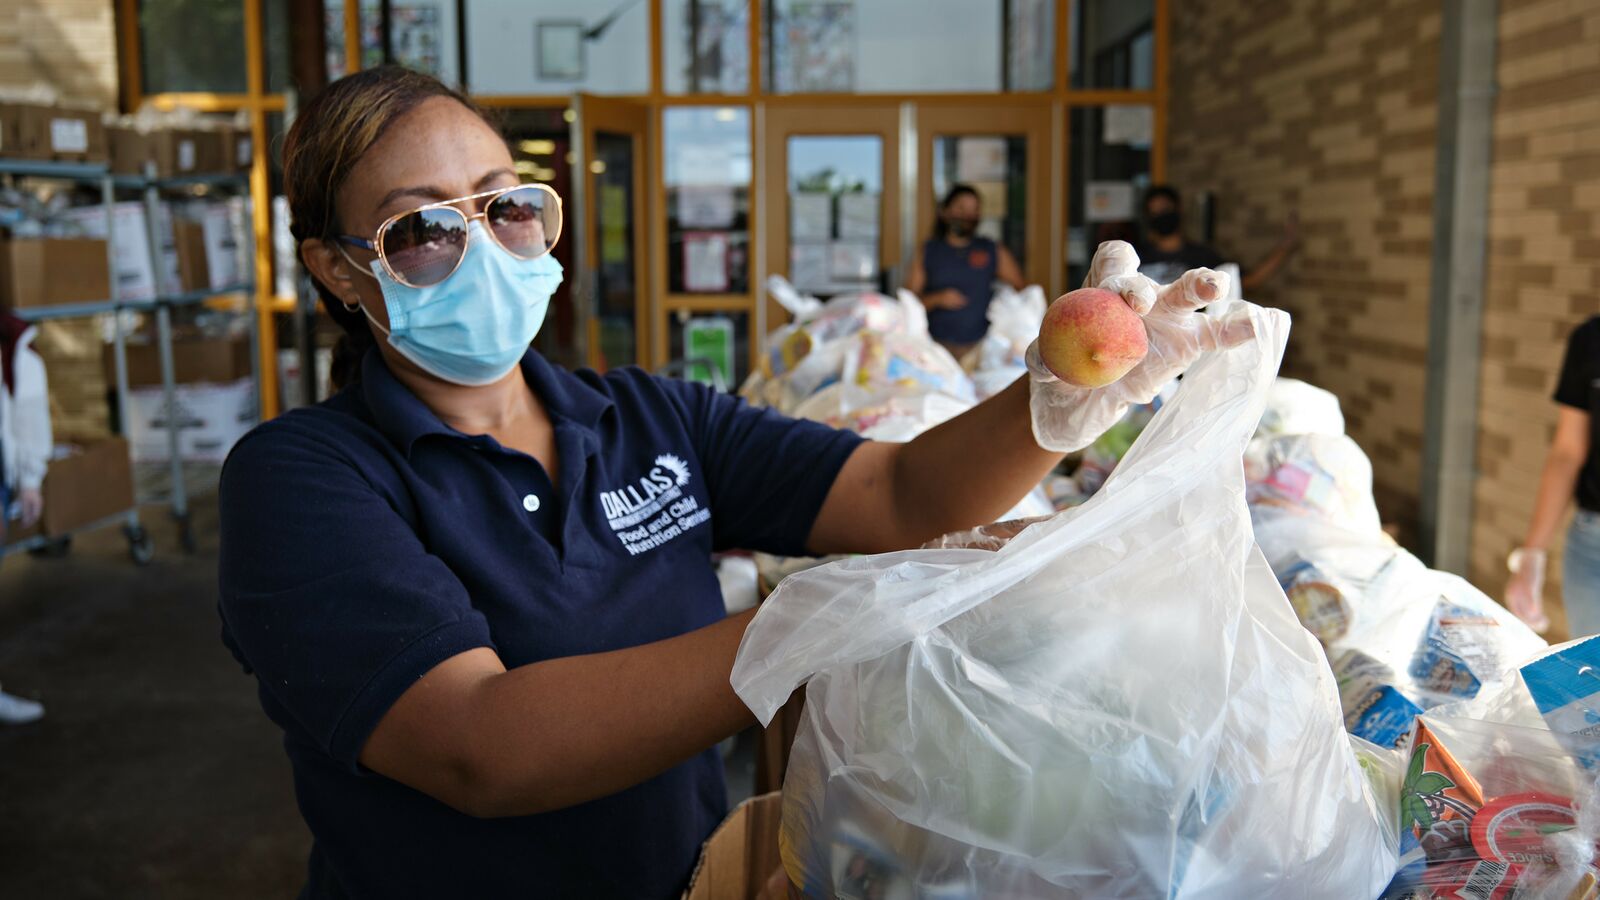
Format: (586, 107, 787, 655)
(1037, 288, 1148, 388)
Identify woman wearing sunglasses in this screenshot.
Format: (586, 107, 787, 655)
(218, 66, 1247, 899)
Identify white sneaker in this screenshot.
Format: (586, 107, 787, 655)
(0, 687, 44, 724)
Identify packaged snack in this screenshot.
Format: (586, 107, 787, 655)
(1410, 602, 1510, 699)
(1522, 636, 1600, 772)
(1280, 560, 1355, 642)
(1335, 650, 1421, 747)
(1386, 715, 1599, 900)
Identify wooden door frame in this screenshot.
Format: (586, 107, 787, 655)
(760, 104, 902, 334)
(575, 94, 653, 370)
(912, 102, 1059, 298)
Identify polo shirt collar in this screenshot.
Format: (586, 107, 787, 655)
(360, 348, 614, 457)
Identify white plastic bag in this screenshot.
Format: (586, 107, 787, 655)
(1258, 377, 1346, 438)
(732, 303, 1396, 898)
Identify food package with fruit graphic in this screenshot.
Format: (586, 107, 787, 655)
(1383, 714, 1600, 900)
(732, 304, 1398, 898)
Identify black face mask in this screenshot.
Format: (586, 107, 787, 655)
(946, 217, 978, 238)
(1148, 210, 1182, 236)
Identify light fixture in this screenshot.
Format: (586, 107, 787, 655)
(589, 160, 607, 174)
(518, 139, 557, 155)
(563, 108, 577, 123)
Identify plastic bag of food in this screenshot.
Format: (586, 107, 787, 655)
(1258, 377, 1346, 438)
(1384, 713, 1600, 899)
(732, 303, 1397, 898)
(1246, 432, 1382, 533)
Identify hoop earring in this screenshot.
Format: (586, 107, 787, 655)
(342, 299, 360, 313)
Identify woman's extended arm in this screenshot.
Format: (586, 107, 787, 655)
(361, 611, 757, 818)
(1520, 406, 1590, 552)
(997, 246, 1026, 290)
(806, 374, 1057, 555)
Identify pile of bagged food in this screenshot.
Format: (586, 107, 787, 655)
(732, 272, 1600, 897)
(738, 276, 1053, 586)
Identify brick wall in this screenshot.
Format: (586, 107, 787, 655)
(1166, 0, 1442, 546)
(1470, 0, 1600, 639)
(0, 0, 118, 107)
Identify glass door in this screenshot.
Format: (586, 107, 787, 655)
(571, 94, 652, 372)
(761, 105, 900, 335)
(915, 103, 1058, 297)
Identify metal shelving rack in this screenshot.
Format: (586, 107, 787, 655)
(0, 158, 260, 562)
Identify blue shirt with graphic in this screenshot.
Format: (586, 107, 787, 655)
(217, 348, 863, 899)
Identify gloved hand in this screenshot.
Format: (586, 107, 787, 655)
(19, 487, 43, 529)
(1026, 241, 1257, 453)
(1505, 547, 1551, 633)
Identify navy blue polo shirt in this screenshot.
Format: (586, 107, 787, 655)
(217, 348, 862, 899)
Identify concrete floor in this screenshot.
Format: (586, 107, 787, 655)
(0, 495, 759, 899)
(0, 498, 309, 899)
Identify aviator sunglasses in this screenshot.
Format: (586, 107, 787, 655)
(338, 183, 563, 288)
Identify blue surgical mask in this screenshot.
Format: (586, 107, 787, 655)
(360, 221, 563, 386)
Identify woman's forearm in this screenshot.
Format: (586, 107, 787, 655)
(412, 609, 758, 818)
(889, 376, 1061, 542)
(1523, 451, 1584, 550)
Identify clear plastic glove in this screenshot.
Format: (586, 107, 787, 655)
(19, 488, 43, 528)
(1027, 240, 1257, 453)
(1506, 547, 1551, 633)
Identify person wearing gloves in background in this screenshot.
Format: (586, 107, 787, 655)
(905, 183, 1027, 357)
(0, 309, 50, 725)
(1506, 316, 1600, 637)
(1136, 184, 1299, 291)
(217, 66, 1252, 900)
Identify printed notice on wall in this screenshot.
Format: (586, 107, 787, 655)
(682, 232, 729, 293)
(791, 192, 833, 241)
(1103, 105, 1153, 147)
(677, 185, 736, 229)
(1085, 181, 1135, 222)
(956, 137, 1008, 183)
(836, 192, 878, 240)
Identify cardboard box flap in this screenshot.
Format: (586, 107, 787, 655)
(684, 792, 784, 900)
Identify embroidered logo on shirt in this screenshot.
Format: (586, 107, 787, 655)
(601, 453, 711, 556)
(968, 248, 991, 268)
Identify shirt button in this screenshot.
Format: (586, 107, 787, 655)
(522, 494, 541, 512)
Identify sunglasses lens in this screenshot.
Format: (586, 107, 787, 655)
(486, 186, 561, 259)
(380, 206, 468, 286)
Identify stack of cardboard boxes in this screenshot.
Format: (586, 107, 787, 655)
(109, 333, 256, 464)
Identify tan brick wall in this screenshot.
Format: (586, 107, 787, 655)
(1470, 0, 1600, 640)
(0, 0, 118, 107)
(1167, 0, 1442, 545)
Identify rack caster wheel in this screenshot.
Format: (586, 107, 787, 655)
(125, 525, 154, 567)
(28, 536, 71, 559)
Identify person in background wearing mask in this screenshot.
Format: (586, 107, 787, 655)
(906, 183, 1026, 357)
(1137, 185, 1299, 291)
(1505, 315, 1600, 637)
(219, 67, 1249, 899)
(0, 309, 49, 725)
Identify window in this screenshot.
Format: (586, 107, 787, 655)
(764, 0, 1053, 94)
(664, 0, 751, 94)
(138, 0, 248, 94)
(1067, 106, 1152, 287)
(1069, 0, 1155, 89)
(786, 135, 882, 295)
(664, 107, 752, 295)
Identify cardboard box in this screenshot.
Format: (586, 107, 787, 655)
(59, 202, 180, 301)
(7, 103, 107, 162)
(108, 124, 149, 176)
(125, 378, 256, 463)
(173, 219, 210, 292)
(37, 439, 135, 537)
(110, 337, 254, 388)
(149, 129, 202, 178)
(0, 103, 19, 159)
(683, 793, 786, 900)
(0, 238, 112, 310)
(220, 124, 254, 172)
